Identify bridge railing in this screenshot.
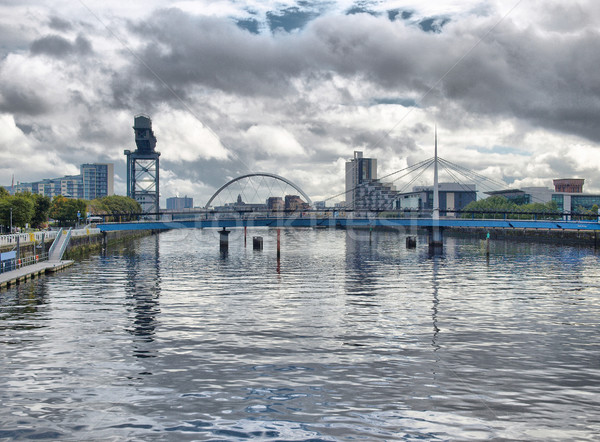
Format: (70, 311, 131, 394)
(92, 207, 600, 225)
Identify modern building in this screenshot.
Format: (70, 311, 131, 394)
(284, 195, 309, 211)
(345, 151, 377, 209)
(166, 196, 194, 211)
(266, 197, 284, 211)
(485, 179, 600, 213)
(8, 164, 114, 199)
(125, 115, 160, 215)
(353, 180, 399, 211)
(396, 183, 477, 215)
(81, 163, 114, 200)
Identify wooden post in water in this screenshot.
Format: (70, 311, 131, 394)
(219, 227, 230, 251)
(244, 226, 247, 247)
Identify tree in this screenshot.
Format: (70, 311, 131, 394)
(50, 196, 87, 226)
(32, 194, 51, 227)
(0, 187, 9, 199)
(89, 195, 141, 221)
(461, 196, 518, 219)
(462, 196, 559, 220)
(0, 195, 34, 229)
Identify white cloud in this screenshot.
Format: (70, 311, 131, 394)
(245, 124, 306, 157)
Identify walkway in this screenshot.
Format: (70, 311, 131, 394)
(0, 260, 74, 290)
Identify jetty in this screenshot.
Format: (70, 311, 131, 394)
(0, 228, 74, 291)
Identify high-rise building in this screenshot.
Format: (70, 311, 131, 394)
(81, 163, 114, 200)
(345, 151, 377, 209)
(166, 196, 193, 211)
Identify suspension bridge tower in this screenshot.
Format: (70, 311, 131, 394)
(124, 115, 160, 217)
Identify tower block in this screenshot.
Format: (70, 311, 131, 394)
(124, 115, 161, 217)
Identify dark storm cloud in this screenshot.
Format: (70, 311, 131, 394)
(122, 7, 600, 144)
(30, 34, 93, 58)
(130, 9, 306, 97)
(0, 88, 50, 115)
(48, 16, 72, 31)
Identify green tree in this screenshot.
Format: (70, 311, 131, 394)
(32, 194, 51, 227)
(0, 195, 35, 229)
(89, 195, 141, 221)
(50, 196, 87, 226)
(0, 187, 9, 199)
(461, 196, 518, 219)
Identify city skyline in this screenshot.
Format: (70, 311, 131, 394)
(1, 1, 600, 206)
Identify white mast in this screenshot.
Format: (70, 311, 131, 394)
(433, 125, 439, 220)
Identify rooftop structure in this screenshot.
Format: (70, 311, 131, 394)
(553, 178, 584, 193)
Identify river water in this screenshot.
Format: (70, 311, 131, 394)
(1, 228, 599, 441)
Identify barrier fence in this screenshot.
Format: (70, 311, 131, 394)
(0, 227, 100, 248)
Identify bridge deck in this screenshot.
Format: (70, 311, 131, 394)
(97, 217, 600, 232)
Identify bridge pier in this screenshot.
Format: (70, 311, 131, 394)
(428, 227, 444, 253)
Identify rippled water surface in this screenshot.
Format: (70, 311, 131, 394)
(1, 228, 599, 440)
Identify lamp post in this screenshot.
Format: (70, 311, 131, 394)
(10, 207, 12, 234)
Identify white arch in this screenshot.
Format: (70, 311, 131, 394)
(205, 172, 312, 208)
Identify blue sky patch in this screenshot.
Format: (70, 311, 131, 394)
(267, 6, 320, 32)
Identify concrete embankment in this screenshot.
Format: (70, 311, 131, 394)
(0, 229, 155, 291)
(444, 226, 600, 247)
(62, 229, 154, 259)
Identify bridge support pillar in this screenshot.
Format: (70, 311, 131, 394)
(428, 227, 443, 253)
(277, 229, 281, 259)
(219, 227, 230, 251)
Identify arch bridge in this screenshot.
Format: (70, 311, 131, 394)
(204, 172, 312, 209)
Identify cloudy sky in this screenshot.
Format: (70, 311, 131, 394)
(1, 0, 600, 206)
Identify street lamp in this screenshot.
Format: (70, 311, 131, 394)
(9, 207, 12, 234)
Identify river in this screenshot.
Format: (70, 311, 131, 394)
(1, 228, 599, 440)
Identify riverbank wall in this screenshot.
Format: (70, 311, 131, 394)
(0, 230, 155, 260)
(347, 224, 599, 247)
(444, 226, 599, 247)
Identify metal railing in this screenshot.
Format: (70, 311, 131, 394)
(56, 228, 72, 261)
(0, 252, 49, 274)
(47, 228, 63, 258)
(0, 227, 101, 249)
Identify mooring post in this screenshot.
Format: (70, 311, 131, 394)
(244, 226, 247, 247)
(486, 231, 490, 256)
(219, 227, 231, 251)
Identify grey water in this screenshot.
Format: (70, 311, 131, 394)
(1, 228, 599, 441)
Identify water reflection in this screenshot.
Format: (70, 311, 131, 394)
(1, 229, 600, 440)
(124, 234, 161, 358)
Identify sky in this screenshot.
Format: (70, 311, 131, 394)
(1, 0, 600, 206)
